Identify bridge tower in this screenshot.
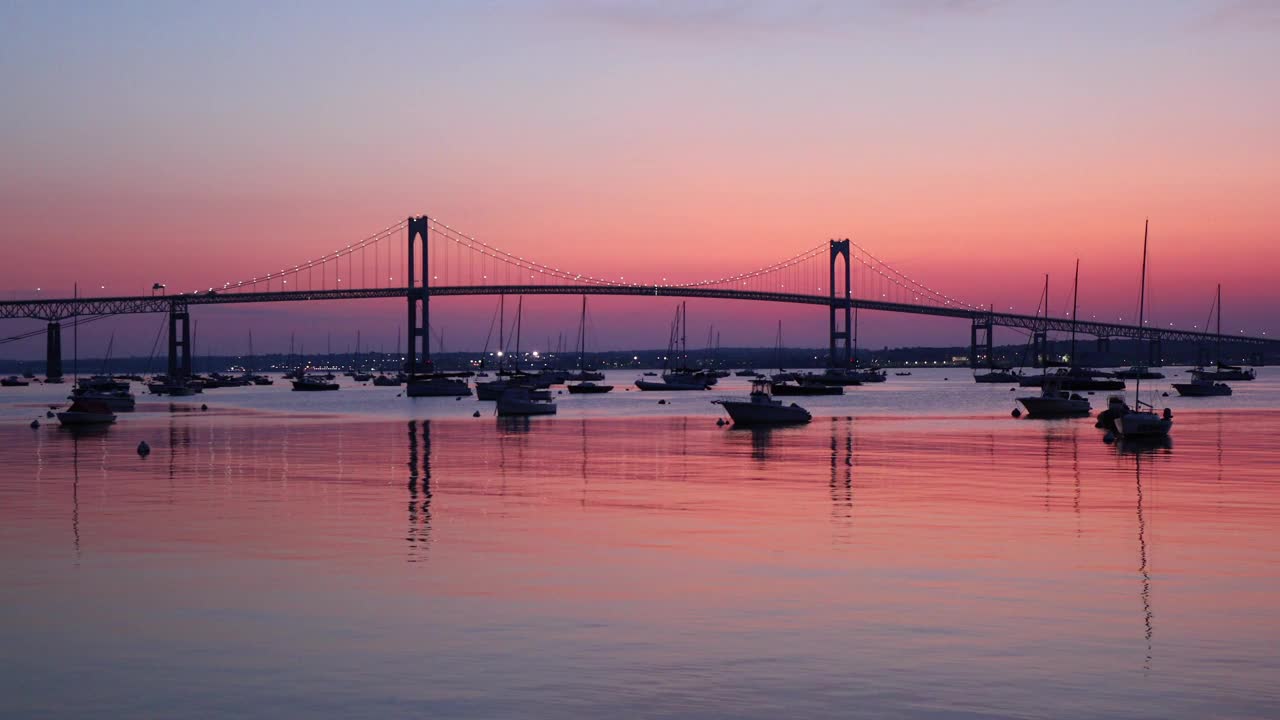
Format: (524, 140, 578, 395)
(167, 302, 192, 379)
(1148, 337, 1162, 367)
(45, 322, 63, 380)
(829, 239, 852, 368)
(406, 215, 430, 376)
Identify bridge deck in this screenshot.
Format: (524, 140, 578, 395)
(0, 285, 1275, 347)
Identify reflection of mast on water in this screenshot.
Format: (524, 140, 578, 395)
(580, 419, 589, 507)
(829, 418, 853, 523)
(1135, 452, 1153, 672)
(406, 420, 432, 561)
(71, 431, 82, 565)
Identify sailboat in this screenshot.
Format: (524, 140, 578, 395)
(1188, 284, 1254, 381)
(567, 296, 613, 394)
(242, 330, 274, 385)
(57, 284, 117, 425)
(1019, 262, 1124, 391)
(635, 302, 711, 390)
(1174, 284, 1234, 396)
(476, 296, 546, 399)
(1113, 221, 1173, 439)
(1018, 262, 1091, 418)
(774, 322, 843, 395)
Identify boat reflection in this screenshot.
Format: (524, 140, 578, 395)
(1116, 435, 1173, 455)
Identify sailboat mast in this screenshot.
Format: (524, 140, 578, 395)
(853, 306, 860, 366)
(1135, 220, 1149, 403)
(1216, 283, 1222, 367)
(775, 320, 783, 372)
(498, 295, 506, 372)
(681, 302, 688, 368)
(514, 296, 523, 371)
(578, 295, 586, 371)
(1070, 259, 1080, 366)
(73, 283, 78, 383)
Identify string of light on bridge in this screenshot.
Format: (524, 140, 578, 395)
(210, 214, 992, 314)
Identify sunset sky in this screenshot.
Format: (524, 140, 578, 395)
(2, 0, 1277, 358)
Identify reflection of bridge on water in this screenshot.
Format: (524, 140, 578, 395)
(4, 215, 1274, 379)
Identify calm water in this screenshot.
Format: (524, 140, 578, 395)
(2, 369, 1279, 718)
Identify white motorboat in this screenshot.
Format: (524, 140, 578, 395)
(715, 380, 812, 426)
(1017, 376, 1091, 417)
(57, 398, 117, 426)
(496, 387, 557, 416)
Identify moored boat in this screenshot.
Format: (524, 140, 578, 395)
(1112, 366, 1165, 380)
(1172, 378, 1231, 397)
(405, 374, 470, 397)
(71, 387, 136, 411)
(495, 387, 557, 416)
(291, 374, 339, 391)
(714, 380, 812, 426)
(1112, 221, 1172, 440)
(566, 381, 613, 394)
(1017, 376, 1091, 418)
(57, 398, 117, 426)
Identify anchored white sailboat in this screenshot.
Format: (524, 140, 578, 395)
(1114, 221, 1173, 439)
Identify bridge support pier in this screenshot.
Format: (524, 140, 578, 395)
(1148, 338, 1162, 367)
(167, 304, 191, 379)
(828, 239, 851, 368)
(1032, 330, 1048, 368)
(407, 216, 430, 376)
(45, 321, 63, 380)
(1096, 335, 1111, 354)
(970, 316, 993, 369)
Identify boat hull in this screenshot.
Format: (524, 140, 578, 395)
(974, 372, 1022, 384)
(56, 412, 116, 426)
(719, 401, 811, 426)
(1116, 411, 1173, 438)
(405, 379, 471, 397)
(635, 379, 705, 391)
(772, 383, 842, 396)
(1172, 382, 1231, 397)
(1017, 396, 1091, 417)
(291, 381, 339, 391)
(566, 384, 613, 394)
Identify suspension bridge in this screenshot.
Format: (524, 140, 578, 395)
(1, 215, 1274, 379)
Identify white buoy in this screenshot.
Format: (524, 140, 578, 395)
(137, 441, 151, 456)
